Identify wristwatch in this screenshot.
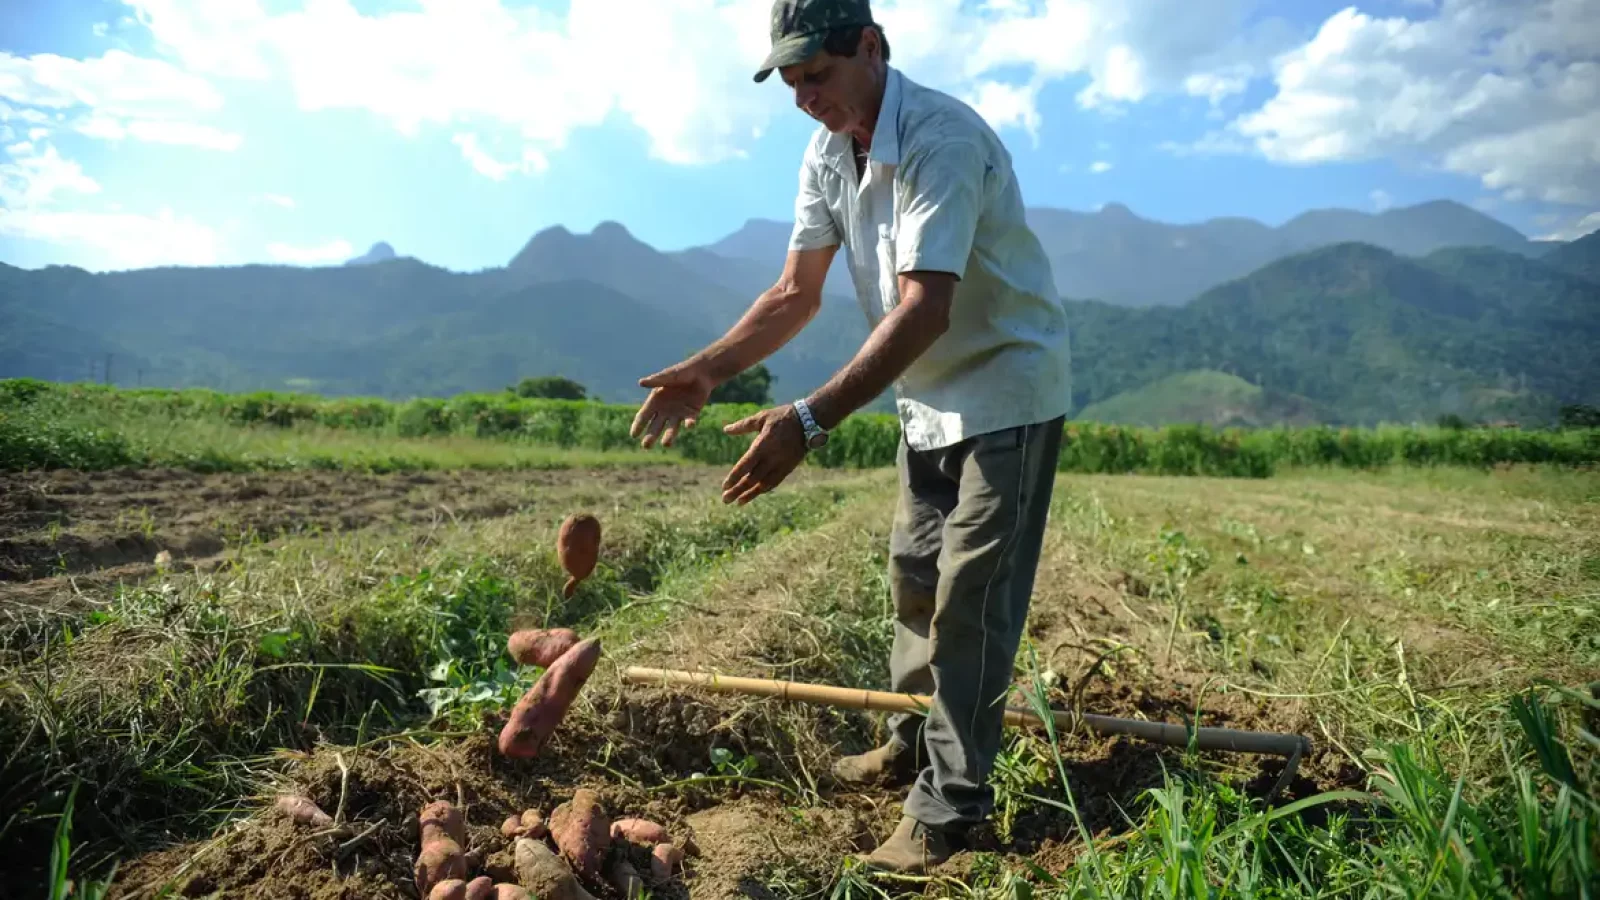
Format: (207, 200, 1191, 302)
(791, 399, 829, 450)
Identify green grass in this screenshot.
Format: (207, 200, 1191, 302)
(7, 378, 1599, 478)
(2, 385, 1596, 898)
(0, 398, 687, 473)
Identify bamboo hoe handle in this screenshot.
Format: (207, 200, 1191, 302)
(620, 666, 1310, 759)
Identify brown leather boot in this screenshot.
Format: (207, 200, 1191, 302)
(830, 742, 918, 787)
(857, 816, 957, 874)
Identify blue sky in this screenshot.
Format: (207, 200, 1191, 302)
(2, 0, 1596, 273)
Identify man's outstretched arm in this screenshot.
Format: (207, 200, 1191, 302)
(685, 244, 838, 382)
(804, 270, 954, 430)
(631, 244, 835, 448)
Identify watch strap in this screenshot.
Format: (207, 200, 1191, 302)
(792, 399, 825, 444)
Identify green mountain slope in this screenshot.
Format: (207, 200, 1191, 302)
(710, 199, 1544, 307)
(1540, 229, 1600, 284)
(1078, 370, 1327, 428)
(1064, 242, 1599, 424)
(3, 218, 1594, 426)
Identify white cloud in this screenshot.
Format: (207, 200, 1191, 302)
(1, 142, 100, 209)
(75, 114, 242, 150)
(111, 0, 1297, 175)
(1536, 210, 1600, 242)
(1090, 160, 1114, 174)
(261, 193, 294, 208)
(1370, 188, 1393, 211)
(964, 81, 1042, 141)
(0, 207, 219, 267)
(1231, 0, 1600, 207)
(0, 49, 223, 116)
(452, 133, 549, 180)
(0, 48, 241, 151)
(1184, 66, 1252, 107)
(266, 238, 354, 265)
(0, 139, 218, 268)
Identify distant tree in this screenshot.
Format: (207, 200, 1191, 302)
(1559, 403, 1600, 429)
(1436, 413, 1470, 430)
(709, 364, 774, 405)
(510, 376, 588, 400)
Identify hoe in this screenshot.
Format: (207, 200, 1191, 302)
(622, 666, 1312, 801)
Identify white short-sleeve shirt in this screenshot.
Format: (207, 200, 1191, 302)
(789, 66, 1073, 451)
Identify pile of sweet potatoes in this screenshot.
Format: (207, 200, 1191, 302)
(502, 788, 694, 899)
(406, 791, 692, 899)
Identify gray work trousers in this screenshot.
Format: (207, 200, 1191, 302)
(885, 415, 1064, 830)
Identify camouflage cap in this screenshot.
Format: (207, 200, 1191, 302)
(753, 0, 876, 83)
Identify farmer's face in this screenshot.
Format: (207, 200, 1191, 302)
(779, 29, 883, 135)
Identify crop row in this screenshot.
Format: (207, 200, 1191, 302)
(4, 380, 1597, 476)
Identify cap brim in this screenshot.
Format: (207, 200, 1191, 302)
(753, 31, 826, 82)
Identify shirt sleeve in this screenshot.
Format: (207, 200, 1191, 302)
(788, 147, 841, 252)
(893, 139, 988, 279)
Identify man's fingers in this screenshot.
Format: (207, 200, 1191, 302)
(640, 414, 674, 449)
(722, 441, 762, 492)
(723, 413, 761, 436)
(637, 365, 681, 388)
(629, 404, 654, 439)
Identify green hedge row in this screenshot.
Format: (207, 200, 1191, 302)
(4, 379, 1597, 477)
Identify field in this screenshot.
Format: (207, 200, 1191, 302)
(1, 386, 1597, 899)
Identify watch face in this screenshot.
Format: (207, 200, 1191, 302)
(808, 432, 828, 449)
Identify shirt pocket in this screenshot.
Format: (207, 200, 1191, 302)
(874, 220, 899, 313)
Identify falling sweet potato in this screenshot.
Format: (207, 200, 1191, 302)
(557, 513, 601, 598)
(462, 879, 495, 900)
(514, 837, 597, 900)
(274, 795, 332, 828)
(493, 886, 533, 900)
(501, 815, 524, 839)
(428, 880, 468, 900)
(497, 638, 603, 758)
(649, 843, 684, 882)
(415, 800, 468, 896)
(507, 628, 581, 667)
(548, 788, 610, 882)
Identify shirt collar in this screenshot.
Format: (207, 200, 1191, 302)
(822, 65, 903, 171)
(868, 65, 903, 166)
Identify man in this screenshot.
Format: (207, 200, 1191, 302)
(629, 0, 1072, 875)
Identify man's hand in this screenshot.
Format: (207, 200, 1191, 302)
(719, 404, 807, 505)
(631, 362, 715, 448)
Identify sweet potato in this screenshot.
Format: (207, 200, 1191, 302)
(501, 815, 524, 839)
(428, 880, 468, 900)
(514, 837, 597, 900)
(464, 878, 495, 900)
(557, 513, 601, 598)
(420, 800, 466, 845)
(610, 817, 669, 847)
(416, 800, 468, 895)
(493, 886, 533, 900)
(415, 840, 468, 896)
(548, 788, 609, 881)
(649, 843, 684, 882)
(274, 795, 332, 828)
(497, 638, 603, 758)
(507, 627, 581, 667)
(520, 808, 548, 839)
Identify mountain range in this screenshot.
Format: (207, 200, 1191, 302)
(1, 199, 1595, 427)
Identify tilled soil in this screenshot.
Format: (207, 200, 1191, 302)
(0, 465, 716, 588)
